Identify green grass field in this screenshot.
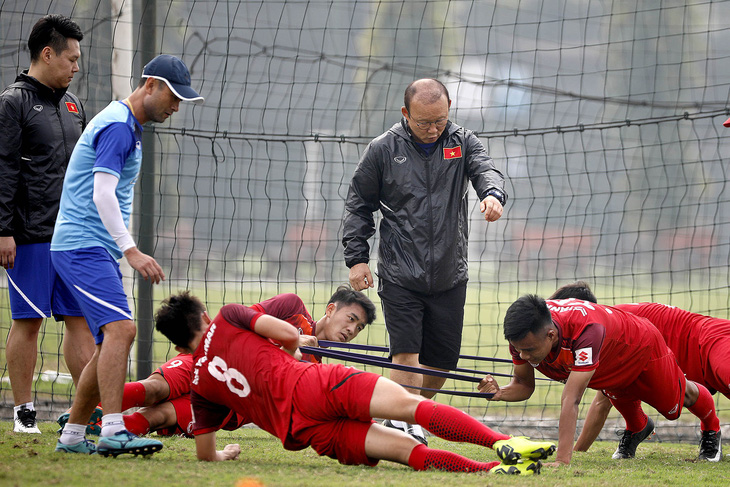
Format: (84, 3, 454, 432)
(1, 421, 729, 487)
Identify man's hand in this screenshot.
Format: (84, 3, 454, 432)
(480, 195, 504, 222)
(478, 374, 503, 400)
(123, 247, 165, 284)
(0, 236, 16, 269)
(218, 444, 241, 461)
(348, 262, 373, 291)
(299, 335, 318, 347)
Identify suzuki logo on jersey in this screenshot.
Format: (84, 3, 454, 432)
(65, 102, 79, 113)
(443, 146, 462, 159)
(575, 347, 593, 366)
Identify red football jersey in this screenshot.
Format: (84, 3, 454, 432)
(191, 303, 316, 450)
(155, 353, 194, 399)
(510, 298, 669, 390)
(614, 302, 730, 394)
(250, 293, 321, 363)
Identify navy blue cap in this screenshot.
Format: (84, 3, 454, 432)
(142, 54, 203, 104)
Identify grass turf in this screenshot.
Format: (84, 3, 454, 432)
(1, 421, 729, 487)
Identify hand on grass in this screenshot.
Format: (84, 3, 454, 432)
(220, 444, 241, 461)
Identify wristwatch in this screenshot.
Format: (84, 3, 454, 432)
(486, 188, 507, 206)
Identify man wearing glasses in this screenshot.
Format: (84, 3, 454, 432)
(342, 78, 507, 444)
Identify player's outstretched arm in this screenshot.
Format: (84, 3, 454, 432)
(479, 363, 536, 401)
(550, 369, 594, 466)
(574, 391, 612, 452)
(195, 431, 240, 461)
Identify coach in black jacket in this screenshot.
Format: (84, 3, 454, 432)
(0, 14, 93, 434)
(342, 78, 507, 443)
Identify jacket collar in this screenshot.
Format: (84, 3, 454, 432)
(394, 117, 460, 144)
(15, 70, 68, 105)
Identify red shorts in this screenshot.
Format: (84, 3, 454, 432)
(156, 395, 193, 437)
(153, 354, 194, 400)
(604, 349, 686, 420)
(700, 323, 730, 398)
(289, 364, 380, 466)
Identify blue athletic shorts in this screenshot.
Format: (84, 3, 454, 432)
(51, 247, 133, 344)
(5, 242, 82, 320)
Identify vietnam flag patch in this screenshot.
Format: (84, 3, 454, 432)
(65, 102, 79, 113)
(443, 146, 462, 159)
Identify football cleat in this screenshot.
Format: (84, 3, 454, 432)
(382, 419, 428, 446)
(14, 406, 41, 434)
(57, 406, 103, 435)
(493, 436, 556, 464)
(612, 416, 655, 459)
(55, 438, 97, 454)
(97, 429, 163, 458)
(492, 460, 541, 475)
(698, 429, 722, 462)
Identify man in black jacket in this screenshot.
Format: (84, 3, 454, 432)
(342, 78, 507, 444)
(0, 14, 94, 433)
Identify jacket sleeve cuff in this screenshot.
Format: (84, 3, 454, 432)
(345, 258, 369, 269)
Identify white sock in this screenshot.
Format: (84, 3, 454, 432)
(101, 413, 125, 437)
(14, 402, 34, 415)
(60, 423, 86, 445)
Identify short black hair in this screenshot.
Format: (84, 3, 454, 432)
(155, 291, 206, 349)
(549, 281, 598, 303)
(503, 294, 552, 342)
(28, 14, 83, 62)
(328, 284, 376, 325)
(404, 78, 450, 113)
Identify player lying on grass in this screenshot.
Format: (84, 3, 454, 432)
(549, 281, 724, 460)
(59, 286, 374, 437)
(479, 294, 721, 465)
(154, 290, 556, 474)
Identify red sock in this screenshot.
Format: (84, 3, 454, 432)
(688, 383, 721, 432)
(121, 382, 148, 411)
(414, 400, 509, 448)
(123, 412, 151, 435)
(407, 443, 500, 472)
(609, 398, 647, 432)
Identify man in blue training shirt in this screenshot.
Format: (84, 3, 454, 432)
(52, 54, 203, 456)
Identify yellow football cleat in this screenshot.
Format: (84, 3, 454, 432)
(492, 459, 542, 475)
(493, 436, 556, 464)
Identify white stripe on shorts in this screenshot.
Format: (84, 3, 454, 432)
(5, 270, 48, 318)
(73, 284, 133, 321)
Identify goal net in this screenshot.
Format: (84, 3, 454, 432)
(1, 0, 729, 442)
